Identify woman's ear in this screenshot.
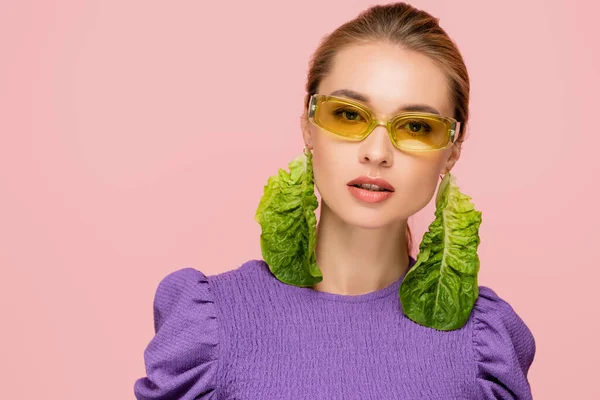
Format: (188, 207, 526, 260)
(300, 114, 313, 150)
(441, 143, 461, 174)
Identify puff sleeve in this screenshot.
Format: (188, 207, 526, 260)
(134, 268, 220, 400)
(473, 286, 536, 400)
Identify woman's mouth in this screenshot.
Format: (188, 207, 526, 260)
(347, 184, 395, 203)
(349, 183, 392, 192)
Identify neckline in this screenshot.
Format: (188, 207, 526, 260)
(262, 255, 417, 303)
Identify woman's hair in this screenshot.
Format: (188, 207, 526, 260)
(302, 1, 470, 258)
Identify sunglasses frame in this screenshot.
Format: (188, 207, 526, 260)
(307, 94, 461, 152)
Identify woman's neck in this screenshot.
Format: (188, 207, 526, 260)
(310, 202, 410, 295)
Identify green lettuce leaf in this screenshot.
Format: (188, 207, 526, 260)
(399, 172, 482, 331)
(254, 150, 322, 286)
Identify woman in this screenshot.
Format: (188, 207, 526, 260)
(134, 2, 536, 399)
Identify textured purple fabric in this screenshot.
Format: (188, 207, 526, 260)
(134, 256, 536, 399)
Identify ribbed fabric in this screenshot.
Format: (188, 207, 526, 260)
(134, 256, 536, 399)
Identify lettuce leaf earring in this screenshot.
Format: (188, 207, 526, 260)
(255, 148, 482, 331)
(399, 173, 483, 331)
(254, 146, 322, 286)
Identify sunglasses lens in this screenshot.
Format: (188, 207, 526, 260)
(391, 115, 451, 151)
(314, 99, 371, 139)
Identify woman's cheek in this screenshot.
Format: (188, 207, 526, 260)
(311, 151, 330, 198)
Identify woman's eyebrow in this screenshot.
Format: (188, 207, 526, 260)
(328, 89, 441, 115)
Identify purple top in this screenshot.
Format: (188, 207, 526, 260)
(134, 256, 536, 399)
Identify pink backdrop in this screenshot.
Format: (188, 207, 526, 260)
(1, 1, 597, 398)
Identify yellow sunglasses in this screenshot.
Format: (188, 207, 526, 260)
(307, 94, 461, 152)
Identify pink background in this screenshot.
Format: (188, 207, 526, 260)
(1, 1, 597, 398)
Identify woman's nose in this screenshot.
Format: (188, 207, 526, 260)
(359, 125, 394, 166)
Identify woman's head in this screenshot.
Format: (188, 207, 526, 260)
(300, 2, 470, 256)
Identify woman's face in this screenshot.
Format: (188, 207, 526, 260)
(301, 42, 461, 228)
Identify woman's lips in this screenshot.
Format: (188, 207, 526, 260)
(347, 185, 395, 203)
(346, 175, 395, 191)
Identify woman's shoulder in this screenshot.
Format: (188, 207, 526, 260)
(205, 258, 278, 292)
(207, 258, 271, 280)
(155, 258, 270, 293)
(133, 259, 277, 398)
(473, 285, 537, 360)
(134, 263, 247, 400)
(146, 259, 274, 320)
(470, 285, 537, 399)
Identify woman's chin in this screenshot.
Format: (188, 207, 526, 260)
(340, 212, 400, 231)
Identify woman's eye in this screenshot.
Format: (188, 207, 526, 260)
(403, 121, 432, 134)
(334, 108, 363, 122)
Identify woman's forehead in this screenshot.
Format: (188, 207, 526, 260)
(319, 43, 453, 117)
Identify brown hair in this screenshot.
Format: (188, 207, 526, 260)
(301, 2, 470, 258)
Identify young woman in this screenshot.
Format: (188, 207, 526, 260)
(134, 3, 536, 399)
